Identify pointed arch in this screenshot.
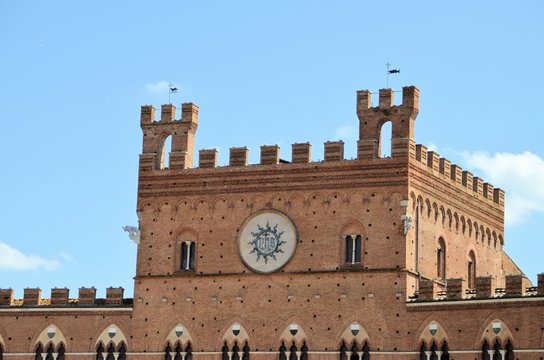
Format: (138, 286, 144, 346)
(164, 323, 194, 350)
(278, 321, 308, 349)
(95, 324, 128, 352)
(336, 322, 370, 349)
(476, 318, 514, 350)
(416, 320, 449, 350)
(220, 322, 250, 349)
(34, 325, 67, 353)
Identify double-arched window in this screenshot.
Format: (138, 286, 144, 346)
(345, 235, 362, 265)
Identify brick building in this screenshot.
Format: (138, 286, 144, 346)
(1, 86, 543, 359)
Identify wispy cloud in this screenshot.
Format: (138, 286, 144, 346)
(0, 242, 60, 271)
(145, 81, 170, 93)
(461, 151, 544, 226)
(334, 125, 356, 141)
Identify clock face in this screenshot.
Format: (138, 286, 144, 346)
(238, 210, 298, 274)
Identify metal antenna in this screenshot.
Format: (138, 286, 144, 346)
(386, 62, 391, 88)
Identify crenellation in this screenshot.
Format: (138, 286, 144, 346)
(140, 105, 156, 124)
(493, 188, 505, 207)
(483, 183, 494, 201)
(50, 288, 69, 305)
(439, 158, 451, 178)
(260, 145, 280, 165)
(446, 278, 466, 300)
(324, 141, 344, 162)
(199, 149, 218, 168)
(291, 143, 312, 163)
(473, 177, 484, 197)
(161, 104, 176, 122)
(356, 90, 371, 114)
(23, 288, 41, 306)
(402, 85, 420, 111)
(462, 171, 473, 190)
(229, 147, 249, 167)
(538, 273, 544, 295)
(181, 103, 199, 125)
(356, 86, 419, 159)
(415, 144, 428, 164)
(106, 287, 125, 305)
(475, 276, 494, 298)
(418, 279, 438, 301)
(505, 275, 530, 297)
(78, 287, 96, 305)
(0, 288, 14, 306)
(379, 88, 394, 109)
(426, 151, 440, 172)
(450, 165, 463, 186)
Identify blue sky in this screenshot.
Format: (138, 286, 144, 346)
(1, 1, 543, 297)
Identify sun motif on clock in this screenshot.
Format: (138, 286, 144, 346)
(238, 210, 298, 274)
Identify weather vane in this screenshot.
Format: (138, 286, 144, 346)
(386, 62, 400, 88)
(168, 82, 179, 104)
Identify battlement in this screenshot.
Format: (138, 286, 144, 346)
(414, 144, 505, 207)
(0, 287, 132, 307)
(139, 87, 504, 212)
(414, 274, 542, 302)
(140, 103, 199, 170)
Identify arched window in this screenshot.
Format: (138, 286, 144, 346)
(242, 342, 250, 360)
(222, 343, 230, 360)
(185, 342, 193, 360)
(180, 241, 196, 271)
(96, 343, 104, 360)
(45, 344, 55, 360)
(419, 342, 427, 360)
(345, 235, 362, 265)
(339, 341, 348, 360)
(505, 340, 514, 360)
(300, 342, 308, 360)
(118, 342, 126, 360)
(289, 342, 297, 360)
(468, 251, 476, 289)
(232, 342, 240, 360)
(492, 340, 502, 360)
(361, 342, 370, 360)
(35, 344, 44, 360)
(160, 135, 173, 169)
(165, 343, 173, 360)
(279, 342, 287, 360)
(106, 343, 115, 360)
(350, 342, 359, 360)
(482, 340, 490, 360)
(57, 343, 65, 360)
(437, 238, 446, 280)
(175, 342, 183, 360)
(441, 341, 450, 360)
(379, 121, 392, 158)
(429, 341, 438, 360)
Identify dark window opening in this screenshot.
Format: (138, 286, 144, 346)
(345, 235, 362, 264)
(181, 241, 196, 271)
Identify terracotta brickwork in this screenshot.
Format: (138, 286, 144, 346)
(1, 86, 543, 359)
